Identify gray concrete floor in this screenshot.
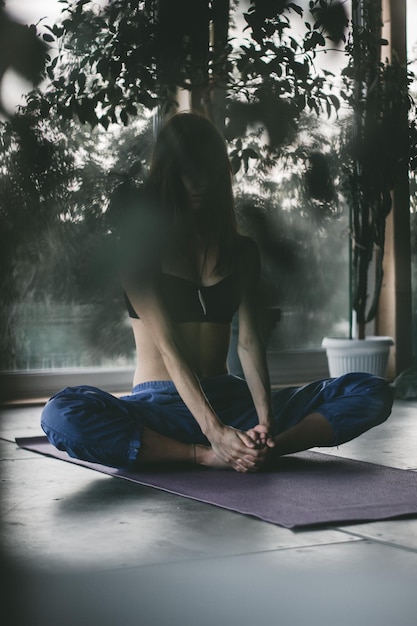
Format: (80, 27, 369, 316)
(1, 398, 417, 625)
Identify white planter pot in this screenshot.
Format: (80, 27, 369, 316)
(321, 336, 394, 378)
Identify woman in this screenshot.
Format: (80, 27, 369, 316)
(41, 112, 393, 473)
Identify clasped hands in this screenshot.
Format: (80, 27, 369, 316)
(209, 423, 275, 473)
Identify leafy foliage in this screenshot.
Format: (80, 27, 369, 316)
(339, 0, 416, 338)
(1, 0, 415, 366)
(0, 102, 74, 366)
(37, 0, 346, 144)
(0, 92, 153, 368)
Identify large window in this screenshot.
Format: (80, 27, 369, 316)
(1, 109, 349, 373)
(0, 0, 414, 399)
(0, 115, 152, 372)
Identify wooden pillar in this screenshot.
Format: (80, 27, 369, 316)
(376, 0, 413, 378)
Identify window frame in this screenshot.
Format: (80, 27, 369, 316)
(0, 349, 329, 403)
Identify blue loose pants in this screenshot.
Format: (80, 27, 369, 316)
(41, 373, 393, 469)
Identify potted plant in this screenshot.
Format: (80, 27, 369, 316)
(322, 0, 413, 378)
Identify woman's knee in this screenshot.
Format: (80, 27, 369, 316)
(328, 374, 394, 445)
(336, 373, 392, 417)
(356, 374, 393, 425)
(40, 385, 117, 444)
(40, 386, 141, 467)
(42, 386, 92, 429)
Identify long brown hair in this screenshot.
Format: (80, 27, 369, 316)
(146, 112, 238, 273)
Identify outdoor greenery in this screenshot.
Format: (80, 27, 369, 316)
(339, 0, 416, 339)
(0, 104, 153, 368)
(0, 0, 415, 368)
(38, 1, 345, 140)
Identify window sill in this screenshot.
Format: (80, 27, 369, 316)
(0, 349, 330, 404)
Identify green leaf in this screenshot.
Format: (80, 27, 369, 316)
(97, 58, 109, 78)
(326, 100, 331, 118)
(289, 36, 299, 51)
(287, 3, 303, 18)
(329, 94, 340, 111)
(98, 116, 110, 130)
(78, 73, 86, 93)
(243, 148, 259, 159)
(304, 31, 326, 51)
(120, 108, 129, 125)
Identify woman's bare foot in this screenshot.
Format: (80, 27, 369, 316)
(194, 444, 231, 469)
(194, 444, 266, 472)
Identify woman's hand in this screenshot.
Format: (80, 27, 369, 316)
(246, 424, 275, 450)
(207, 424, 269, 472)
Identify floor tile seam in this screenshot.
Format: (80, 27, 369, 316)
(61, 538, 370, 575)
(151, 535, 368, 565)
(0, 536, 363, 570)
(253, 536, 366, 554)
(0, 454, 46, 462)
(0, 436, 16, 443)
(336, 528, 417, 554)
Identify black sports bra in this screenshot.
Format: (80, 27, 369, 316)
(124, 272, 240, 323)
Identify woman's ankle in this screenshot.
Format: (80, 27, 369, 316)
(194, 444, 212, 466)
(194, 444, 232, 469)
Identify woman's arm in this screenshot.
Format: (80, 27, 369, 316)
(236, 237, 275, 445)
(123, 277, 264, 471)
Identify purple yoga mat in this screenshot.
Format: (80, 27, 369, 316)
(16, 436, 417, 528)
